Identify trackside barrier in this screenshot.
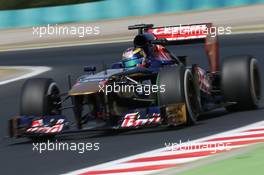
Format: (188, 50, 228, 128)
(0, 0, 264, 29)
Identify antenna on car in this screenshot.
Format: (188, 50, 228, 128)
(128, 24, 154, 34)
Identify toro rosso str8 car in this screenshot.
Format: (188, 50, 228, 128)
(9, 23, 261, 139)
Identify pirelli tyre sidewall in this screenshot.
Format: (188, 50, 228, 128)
(158, 66, 199, 125)
(20, 78, 61, 116)
(221, 55, 261, 111)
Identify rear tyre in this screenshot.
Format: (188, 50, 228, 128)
(221, 55, 261, 111)
(158, 66, 200, 125)
(20, 78, 61, 116)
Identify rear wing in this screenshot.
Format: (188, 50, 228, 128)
(149, 23, 219, 72)
(128, 23, 219, 72)
(146, 23, 215, 45)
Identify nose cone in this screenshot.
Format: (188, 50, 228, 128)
(69, 81, 100, 96)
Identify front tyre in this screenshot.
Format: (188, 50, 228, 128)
(221, 55, 261, 111)
(20, 78, 61, 116)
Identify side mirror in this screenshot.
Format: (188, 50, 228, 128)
(84, 66, 96, 73)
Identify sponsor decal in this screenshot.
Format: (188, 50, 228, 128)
(121, 112, 161, 128)
(148, 24, 232, 40)
(26, 119, 64, 134)
(148, 25, 208, 40)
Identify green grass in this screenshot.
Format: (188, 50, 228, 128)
(0, 0, 103, 10)
(177, 144, 264, 175)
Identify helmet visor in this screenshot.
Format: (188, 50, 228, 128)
(123, 57, 143, 68)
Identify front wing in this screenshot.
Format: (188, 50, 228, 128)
(8, 104, 188, 138)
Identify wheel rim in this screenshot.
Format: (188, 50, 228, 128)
(184, 70, 199, 122)
(47, 83, 61, 115)
(250, 58, 261, 105)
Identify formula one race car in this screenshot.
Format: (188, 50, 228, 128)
(9, 23, 261, 139)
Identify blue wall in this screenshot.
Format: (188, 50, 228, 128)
(0, 0, 263, 29)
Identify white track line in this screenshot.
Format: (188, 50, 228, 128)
(65, 120, 264, 175)
(0, 66, 51, 85)
(0, 38, 132, 53)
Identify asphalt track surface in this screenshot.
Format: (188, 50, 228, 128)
(0, 33, 264, 175)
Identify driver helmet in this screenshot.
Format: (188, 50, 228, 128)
(122, 47, 147, 68)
